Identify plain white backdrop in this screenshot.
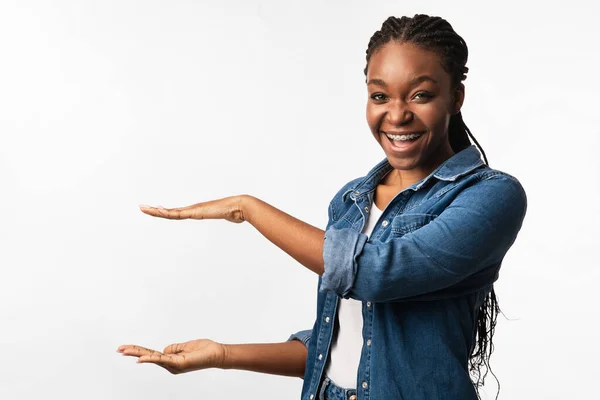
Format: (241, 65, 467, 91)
(1, 0, 598, 399)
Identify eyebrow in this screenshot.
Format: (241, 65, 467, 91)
(367, 76, 439, 87)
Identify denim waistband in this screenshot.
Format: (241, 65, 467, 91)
(318, 376, 358, 400)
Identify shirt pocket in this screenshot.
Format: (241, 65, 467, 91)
(389, 213, 438, 238)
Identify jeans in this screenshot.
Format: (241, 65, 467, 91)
(318, 376, 358, 400)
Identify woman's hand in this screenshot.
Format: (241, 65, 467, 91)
(139, 194, 326, 275)
(117, 339, 226, 374)
(118, 340, 309, 378)
(139, 195, 249, 223)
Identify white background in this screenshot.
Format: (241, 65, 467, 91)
(1, 1, 598, 399)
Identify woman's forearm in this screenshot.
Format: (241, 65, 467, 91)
(221, 340, 308, 378)
(241, 195, 325, 275)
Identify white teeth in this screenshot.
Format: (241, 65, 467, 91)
(385, 132, 423, 141)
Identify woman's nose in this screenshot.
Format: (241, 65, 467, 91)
(385, 102, 413, 125)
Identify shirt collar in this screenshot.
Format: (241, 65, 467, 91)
(343, 146, 485, 201)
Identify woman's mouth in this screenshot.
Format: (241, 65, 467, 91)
(381, 131, 426, 152)
(384, 131, 425, 142)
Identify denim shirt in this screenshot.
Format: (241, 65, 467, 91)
(289, 146, 527, 400)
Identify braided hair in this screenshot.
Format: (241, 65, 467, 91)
(365, 15, 499, 399)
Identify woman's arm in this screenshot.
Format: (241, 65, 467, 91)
(321, 174, 528, 302)
(241, 195, 325, 275)
(139, 195, 326, 275)
(222, 340, 308, 378)
(118, 338, 308, 378)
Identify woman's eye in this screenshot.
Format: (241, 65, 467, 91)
(413, 92, 434, 101)
(370, 93, 388, 102)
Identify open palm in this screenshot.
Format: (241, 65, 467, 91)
(118, 339, 225, 374)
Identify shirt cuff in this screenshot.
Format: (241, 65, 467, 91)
(287, 329, 312, 347)
(320, 227, 368, 298)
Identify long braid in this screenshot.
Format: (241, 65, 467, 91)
(364, 15, 498, 399)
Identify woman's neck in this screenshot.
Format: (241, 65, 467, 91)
(382, 143, 455, 191)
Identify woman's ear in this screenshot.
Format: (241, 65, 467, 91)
(453, 84, 465, 115)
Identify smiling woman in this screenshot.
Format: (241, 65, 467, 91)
(118, 14, 526, 400)
(366, 42, 460, 178)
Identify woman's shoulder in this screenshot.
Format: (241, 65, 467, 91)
(451, 165, 527, 221)
(468, 165, 526, 197)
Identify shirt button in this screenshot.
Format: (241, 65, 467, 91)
(349, 396, 357, 400)
(318, 354, 323, 360)
(367, 339, 371, 346)
(310, 395, 314, 400)
(362, 381, 368, 389)
(381, 220, 389, 227)
(364, 206, 370, 212)
(366, 301, 371, 307)
(325, 316, 330, 323)
(354, 191, 360, 196)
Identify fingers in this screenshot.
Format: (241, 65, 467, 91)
(139, 205, 194, 220)
(117, 344, 161, 359)
(163, 342, 185, 354)
(137, 351, 175, 366)
(117, 344, 179, 373)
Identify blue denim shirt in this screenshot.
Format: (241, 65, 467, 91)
(289, 146, 527, 400)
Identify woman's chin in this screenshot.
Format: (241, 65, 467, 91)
(386, 157, 422, 171)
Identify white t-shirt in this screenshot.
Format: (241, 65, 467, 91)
(324, 201, 384, 389)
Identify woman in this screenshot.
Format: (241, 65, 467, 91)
(118, 14, 527, 400)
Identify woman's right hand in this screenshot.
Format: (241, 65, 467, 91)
(140, 194, 326, 276)
(139, 195, 250, 223)
(117, 339, 226, 374)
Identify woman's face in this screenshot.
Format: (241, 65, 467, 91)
(366, 41, 463, 174)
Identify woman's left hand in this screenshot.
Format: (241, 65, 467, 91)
(139, 195, 249, 223)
